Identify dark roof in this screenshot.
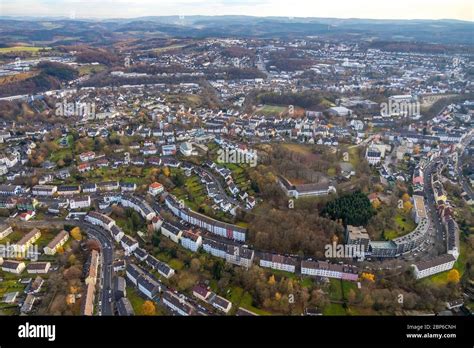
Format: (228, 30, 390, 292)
(414, 254, 456, 271)
(116, 297, 135, 316)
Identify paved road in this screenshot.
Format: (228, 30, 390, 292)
(256, 53, 270, 78)
(456, 133, 474, 200)
(80, 220, 115, 316)
(424, 158, 446, 245)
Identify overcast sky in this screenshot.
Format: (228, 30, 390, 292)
(1, 0, 473, 21)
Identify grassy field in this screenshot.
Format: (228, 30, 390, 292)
(0, 46, 50, 53)
(384, 212, 417, 240)
(50, 148, 72, 163)
(0, 278, 25, 299)
(0, 230, 25, 244)
(171, 174, 207, 211)
(126, 286, 171, 315)
(348, 146, 361, 167)
(281, 143, 313, 155)
(323, 303, 347, 315)
(328, 278, 343, 301)
(0, 71, 38, 85)
(168, 258, 184, 271)
(78, 64, 106, 76)
(227, 286, 271, 315)
(256, 104, 288, 115)
(152, 44, 187, 53)
(126, 286, 147, 314)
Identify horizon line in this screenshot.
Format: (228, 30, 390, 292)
(0, 14, 473, 23)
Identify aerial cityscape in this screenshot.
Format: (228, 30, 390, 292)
(0, 2, 472, 336)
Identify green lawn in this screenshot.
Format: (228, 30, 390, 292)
(78, 64, 106, 76)
(227, 286, 271, 315)
(168, 258, 184, 271)
(0, 230, 24, 244)
(328, 278, 343, 301)
(384, 212, 417, 240)
(257, 104, 287, 115)
(300, 277, 314, 288)
(0, 279, 25, 298)
(341, 280, 357, 294)
(0, 46, 50, 53)
(323, 303, 347, 315)
(268, 268, 298, 280)
(171, 174, 208, 211)
(35, 229, 58, 250)
(126, 286, 148, 315)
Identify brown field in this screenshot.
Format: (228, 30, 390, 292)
(0, 71, 38, 85)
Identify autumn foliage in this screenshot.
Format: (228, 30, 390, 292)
(141, 300, 156, 315)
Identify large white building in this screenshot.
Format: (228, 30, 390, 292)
(120, 235, 139, 255)
(85, 211, 116, 230)
(259, 253, 297, 273)
(412, 254, 456, 279)
(180, 230, 202, 252)
(165, 195, 247, 242)
(32, 185, 57, 196)
(44, 230, 69, 255)
(69, 196, 91, 210)
(365, 146, 382, 165)
(14, 228, 41, 253)
(278, 176, 336, 199)
(119, 196, 156, 221)
(160, 221, 183, 243)
(301, 260, 359, 281)
(412, 195, 427, 224)
(180, 142, 193, 156)
(162, 291, 194, 316)
(2, 260, 26, 274)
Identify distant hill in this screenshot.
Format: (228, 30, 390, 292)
(0, 16, 472, 45)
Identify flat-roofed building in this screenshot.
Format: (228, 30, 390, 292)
(301, 260, 359, 281)
(412, 195, 427, 223)
(32, 185, 57, 196)
(346, 225, 370, 252)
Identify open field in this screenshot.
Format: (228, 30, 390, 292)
(78, 64, 106, 76)
(152, 44, 188, 53)
(281, 143, 313, 155)
(226, 286, 271, 315)
(384, 212, 417, 240)
(0, 46, 50, 53)
(256, 104, 287, 115)
(0, 71, 39, 85)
